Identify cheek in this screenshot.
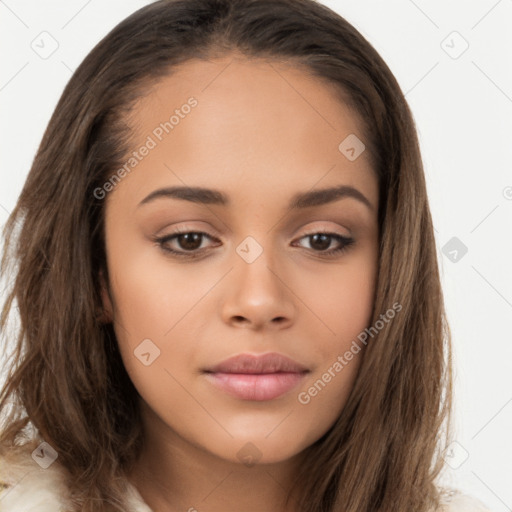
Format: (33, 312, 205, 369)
(291, 253, 376, 416)
(107, 243, 208, 339)
(105, 241, 222, 400)
(296, 254, 377, 356)
(110, 264, 201, 430)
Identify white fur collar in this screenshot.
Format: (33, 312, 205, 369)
(0, 450, 151, 511)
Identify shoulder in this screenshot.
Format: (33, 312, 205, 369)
(0, 445, 153, 512)
(438, 488, 494, 512)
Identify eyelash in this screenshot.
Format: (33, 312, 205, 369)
(153, 227, 355, 260)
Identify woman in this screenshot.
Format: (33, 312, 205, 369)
(0, 0, 493, 510)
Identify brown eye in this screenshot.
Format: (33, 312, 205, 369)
(174, 232, 204, 251)
(154, 230, 220, 259)
(308, 233, 332, 251)
(294, 232, 355, 257)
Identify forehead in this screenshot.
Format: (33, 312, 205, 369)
(108, 54, 377, 212)
(130, 53, 368, 146)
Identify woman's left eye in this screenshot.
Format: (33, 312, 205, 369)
(153, 230, 355, 259)
(293, 232, 355, 256)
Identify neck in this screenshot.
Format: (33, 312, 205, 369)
(128, 401, 305, 512)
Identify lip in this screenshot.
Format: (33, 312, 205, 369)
(203, 352, 309, 401)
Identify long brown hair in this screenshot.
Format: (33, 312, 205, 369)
(0, 0, 452, 510)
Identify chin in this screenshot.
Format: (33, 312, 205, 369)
(201, 433, 310, 467)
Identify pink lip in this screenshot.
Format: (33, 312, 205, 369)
(203, 352, 309, 401)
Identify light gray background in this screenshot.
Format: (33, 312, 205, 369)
(1, 1, 511, 510)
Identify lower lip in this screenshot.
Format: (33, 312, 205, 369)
(204, 372, 307, 401)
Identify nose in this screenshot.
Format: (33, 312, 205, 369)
(220, 246, 296, 331)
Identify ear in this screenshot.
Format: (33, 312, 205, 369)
(97, 268, 114, 324)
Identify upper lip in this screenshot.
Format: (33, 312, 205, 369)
(204, 352, 309, 374)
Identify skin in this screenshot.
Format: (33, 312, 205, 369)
(100, 53, 379, 512)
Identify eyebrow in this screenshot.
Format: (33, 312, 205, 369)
(138, 184, 374, 212)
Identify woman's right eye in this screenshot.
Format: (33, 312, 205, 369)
(154, 231, 219, 259)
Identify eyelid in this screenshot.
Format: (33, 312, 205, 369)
(298, 225, 350, 237)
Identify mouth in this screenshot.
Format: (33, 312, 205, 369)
(202, 352, 310, 401)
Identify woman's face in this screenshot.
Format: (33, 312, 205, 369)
(101, 54, 379, 466)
